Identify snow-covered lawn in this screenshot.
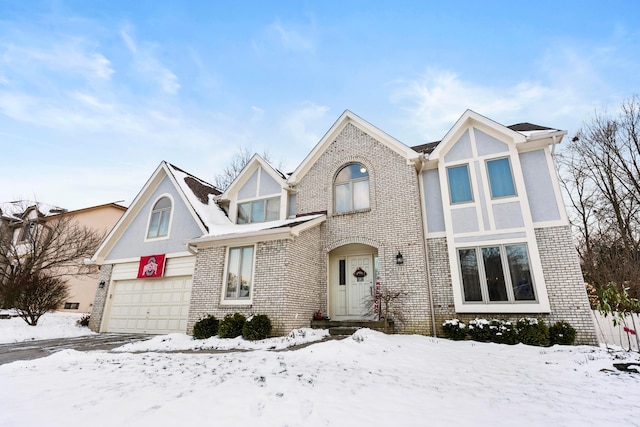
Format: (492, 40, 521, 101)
(1, 313, 639, 427)
(0, 310, 95, 343)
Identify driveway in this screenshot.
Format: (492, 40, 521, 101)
(0, 333, 153, 365)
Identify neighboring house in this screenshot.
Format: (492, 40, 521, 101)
(55, 204, 126, 312)
(0, 201, 126, 313)
(89, 110, 598, 344)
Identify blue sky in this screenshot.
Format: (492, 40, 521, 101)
(1, 0, 638, 210)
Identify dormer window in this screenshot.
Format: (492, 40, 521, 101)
(147, 197, 172, 239)
(334, 163, 370, 213)
(237, 197, 280, 224)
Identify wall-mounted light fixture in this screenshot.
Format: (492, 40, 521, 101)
(98, 281, 106, 289)
(396, 251, 404, 265)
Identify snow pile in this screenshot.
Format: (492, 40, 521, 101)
(0, 311, 95, 343)
(114, 328, 330, 352)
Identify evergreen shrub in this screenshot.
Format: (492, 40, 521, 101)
(193, 315, 219, 339)
(242, 314, 272, 340)
(515, 318, 550, 346)
(549, 320, 577, 345)
(218, 313, 246, 338)
(442, 319, 467, 340)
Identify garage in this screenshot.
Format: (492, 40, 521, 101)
(104, 275, 192, 334)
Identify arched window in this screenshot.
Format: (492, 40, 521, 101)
(147, 197, 172, 239)
(334, 163, 370, 213)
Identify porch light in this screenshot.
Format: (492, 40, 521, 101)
(396, 251, 404, 265)
(98, 281, 106, 289)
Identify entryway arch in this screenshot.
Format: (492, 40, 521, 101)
(328, 243, 379, 320)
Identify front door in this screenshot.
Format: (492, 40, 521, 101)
(346, 255, 373, 317)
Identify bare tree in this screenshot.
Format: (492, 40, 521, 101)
(0, 212, 104, 325)
(214, 146, 283, 190)
(559, 96, 640, 301)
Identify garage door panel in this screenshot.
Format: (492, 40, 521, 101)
(106, 276, 192, 334)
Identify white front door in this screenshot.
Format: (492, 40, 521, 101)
(346, 255, 373, 317)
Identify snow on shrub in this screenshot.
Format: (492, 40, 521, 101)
(442, 317, 568, 347)
(442, 319, 467, 340)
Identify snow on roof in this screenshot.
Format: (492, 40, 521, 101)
(165, 163, 232, 232)
(165, 162, 324, 241)
(195, 213, 325, 240)
(0, 200, 67, 221)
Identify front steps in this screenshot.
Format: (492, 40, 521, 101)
(310, 319, 394, 336)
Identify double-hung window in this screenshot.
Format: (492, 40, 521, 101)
(225, 246, 254, 301)
(237, 197, 280, 224)
(147, 197, 172, 239)
(458, 244, 535, 304)
(447, 164, 473, 204)
(334, 163, 370, 213)
(486, 157, 516, 198)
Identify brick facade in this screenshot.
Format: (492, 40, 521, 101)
(88, 264, 113, 332)
(294, 123, 432, 334)
(427, 229, 597, 345)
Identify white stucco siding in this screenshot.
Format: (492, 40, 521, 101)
(519, 149, 561, 223)
(106, 177, 204, 261)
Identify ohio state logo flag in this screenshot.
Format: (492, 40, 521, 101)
(137, 254, 166, 278)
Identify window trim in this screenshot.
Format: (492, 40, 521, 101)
(237, 196, 281, 224)
(486, 157, 517, 199)
(333, 163, 371, 214)
(446, 164, 474, 204)
(457, 243, 537, 305)
(221, 245, 256, 305)
(145, 194, 174, 241)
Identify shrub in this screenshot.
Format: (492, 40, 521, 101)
(491, 320, 518, 345)
(468, 318, 494, 342)
(442, 319, 467, 340)
(242, 314, 272, 340)
(515, 318, 550, 346)
(218, 313, 246, 338)
(549, 321, 577, 345)
(193, 315, 219, 339)
(76, 314, 90, 327)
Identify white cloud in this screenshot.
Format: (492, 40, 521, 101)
(269, 21, 314, 52)
(281, 102, 330, 148)
(120, 27, 181, 95)
(1, 42, 114, 82)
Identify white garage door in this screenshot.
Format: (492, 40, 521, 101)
(106, 276, 192, 334)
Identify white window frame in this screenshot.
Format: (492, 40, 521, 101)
(145, 194, 173, 241)
(237, 197, 280, 224)
(485, 156, 517, 199)
(446, 164, 474, 204)
(457, 243, 537, 305)
(221, 245, 256, 305)
(333, 163, 370, 214)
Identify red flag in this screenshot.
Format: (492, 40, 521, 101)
(137, 254, 165, 278)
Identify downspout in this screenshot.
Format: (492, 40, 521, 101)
(417, 153, 438, 337)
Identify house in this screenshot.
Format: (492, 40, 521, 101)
(89, 110, 598, 344)
(0, 201, 126, 313)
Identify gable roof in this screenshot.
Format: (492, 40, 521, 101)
(91, 161, 231, 263)
(288, 110, 420, 184)
(428, 110, 527, 161)
(219, 154, 288, 201)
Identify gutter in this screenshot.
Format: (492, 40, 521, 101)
(417, 153, 438, 337)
